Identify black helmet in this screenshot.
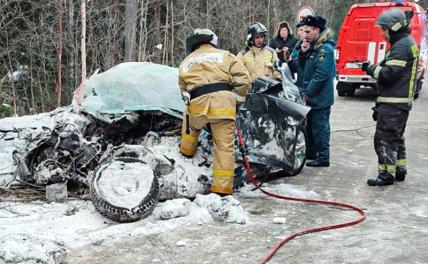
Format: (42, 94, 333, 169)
(377, 8, 412, 32)
(186, 28, 218, 54)
(247, 22, 267, 47)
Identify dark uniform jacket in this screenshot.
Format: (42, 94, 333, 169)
(292, 28, 336, 109)
(368, 32, 419, 110)
(289, 41, 305, 90)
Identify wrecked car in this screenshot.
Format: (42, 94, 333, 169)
(0, 62, 309, 222)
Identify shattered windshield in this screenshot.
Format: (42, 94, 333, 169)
(73, 62, 185, 118)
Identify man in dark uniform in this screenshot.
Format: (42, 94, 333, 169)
(362, 8, 419, 186)
(292, 15, 336, 167)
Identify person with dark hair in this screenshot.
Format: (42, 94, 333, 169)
(179, 28, 250, 195)
(237, 22, 281, 81)
(269, 21, 298, 62)
(293, 15, 336, 167)
(362, 9, 419, 186)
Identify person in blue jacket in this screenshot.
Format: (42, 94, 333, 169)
(296, 15, 336, 167)
(289, 19, 309, 90)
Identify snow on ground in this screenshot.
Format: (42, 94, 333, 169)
(0, 193, 251, 264)
(0, 182, 324, 264)
(239, 182, 321, 199)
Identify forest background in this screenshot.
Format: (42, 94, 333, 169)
(1, 0, 427, 117)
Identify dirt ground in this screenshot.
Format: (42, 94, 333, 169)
(64, 87, 428, 264)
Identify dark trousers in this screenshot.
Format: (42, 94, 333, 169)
(306, 107, 331, 161)
(374, 104, 409, 179)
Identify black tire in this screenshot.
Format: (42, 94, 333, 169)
(291, 125, 306, 176)
(337, 82, 356, 97)
(90, 157, 159, 223)
(347, 85, 356, 96)
(337, 82, 347, 96)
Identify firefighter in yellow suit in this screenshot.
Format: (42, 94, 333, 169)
(179, 29, 251, 195)
(237, 22, 282, 81)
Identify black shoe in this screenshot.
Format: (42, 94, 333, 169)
(395, 167, 406, 182)
(367, 177, 394, 186)
(306, 152, 317, 160)
(306, 159, 329, 167)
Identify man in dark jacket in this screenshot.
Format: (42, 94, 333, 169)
(362, 9, 418, 186)
(269, 21, 298, 63)
(289, 20, 309, 90)
(293, 15, 336, 167)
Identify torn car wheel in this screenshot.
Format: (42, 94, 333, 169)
(291, 125, 306, 176)
(90, 157, 159, 222)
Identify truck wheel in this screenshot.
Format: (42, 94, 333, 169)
(337, 82, 348, 96)
(347, 85, 356, 96)
(90, 157, 159, 223)
(337, 82, 356, 97)
(291, 126, 306, 176)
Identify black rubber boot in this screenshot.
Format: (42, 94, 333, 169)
(367, 173, 394, 186)
(306, 159, 329, 167)
(395, 167, 407, 182)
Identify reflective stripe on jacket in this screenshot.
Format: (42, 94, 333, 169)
(237, 46, 281, 81)
(370, 34, 419, 110)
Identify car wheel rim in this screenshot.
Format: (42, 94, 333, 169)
(293, 129, 306, 170)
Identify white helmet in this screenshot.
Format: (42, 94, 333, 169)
(186, 28, 218, 54)
(194, 28, 218, 47)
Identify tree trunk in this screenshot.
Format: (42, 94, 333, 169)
(170, 0, 174, 66)
(55, 0, 63, 107)
(124, 0, 138, 61)
(81, 0, 86, 83)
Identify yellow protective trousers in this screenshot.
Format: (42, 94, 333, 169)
(180, 111, 235, 195)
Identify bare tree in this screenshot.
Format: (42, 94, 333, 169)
(124, 0, 138, 61)
(81, 0, 86, 83)
(3, 0, 421, 118)
(55, 0, 64, 107)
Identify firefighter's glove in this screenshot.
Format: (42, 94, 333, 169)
(361, 61, 370, 72)
(182, 92, 191, 106)
(362, 62, 376, 77)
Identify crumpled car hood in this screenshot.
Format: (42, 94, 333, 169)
(72, 62, 185, 118)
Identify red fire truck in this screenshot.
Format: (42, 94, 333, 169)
(335, 1, 428, 98)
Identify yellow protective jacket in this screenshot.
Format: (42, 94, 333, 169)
(179, 44, 250, 120)
(237, 46, 281, 81)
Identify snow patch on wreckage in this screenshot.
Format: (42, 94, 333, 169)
(2, 63, 213, 223)
(1, 62, 309, 224)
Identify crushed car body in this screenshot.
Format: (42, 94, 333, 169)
(0, 62, 309, 222)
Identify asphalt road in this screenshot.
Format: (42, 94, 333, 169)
(65, 85, 428, 264)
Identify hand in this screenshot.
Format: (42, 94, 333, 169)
(182, 92, 191, 106)
(282, 47, 289, 52)
(301, 41, 310, 53)
(362, 61, 370, 72)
